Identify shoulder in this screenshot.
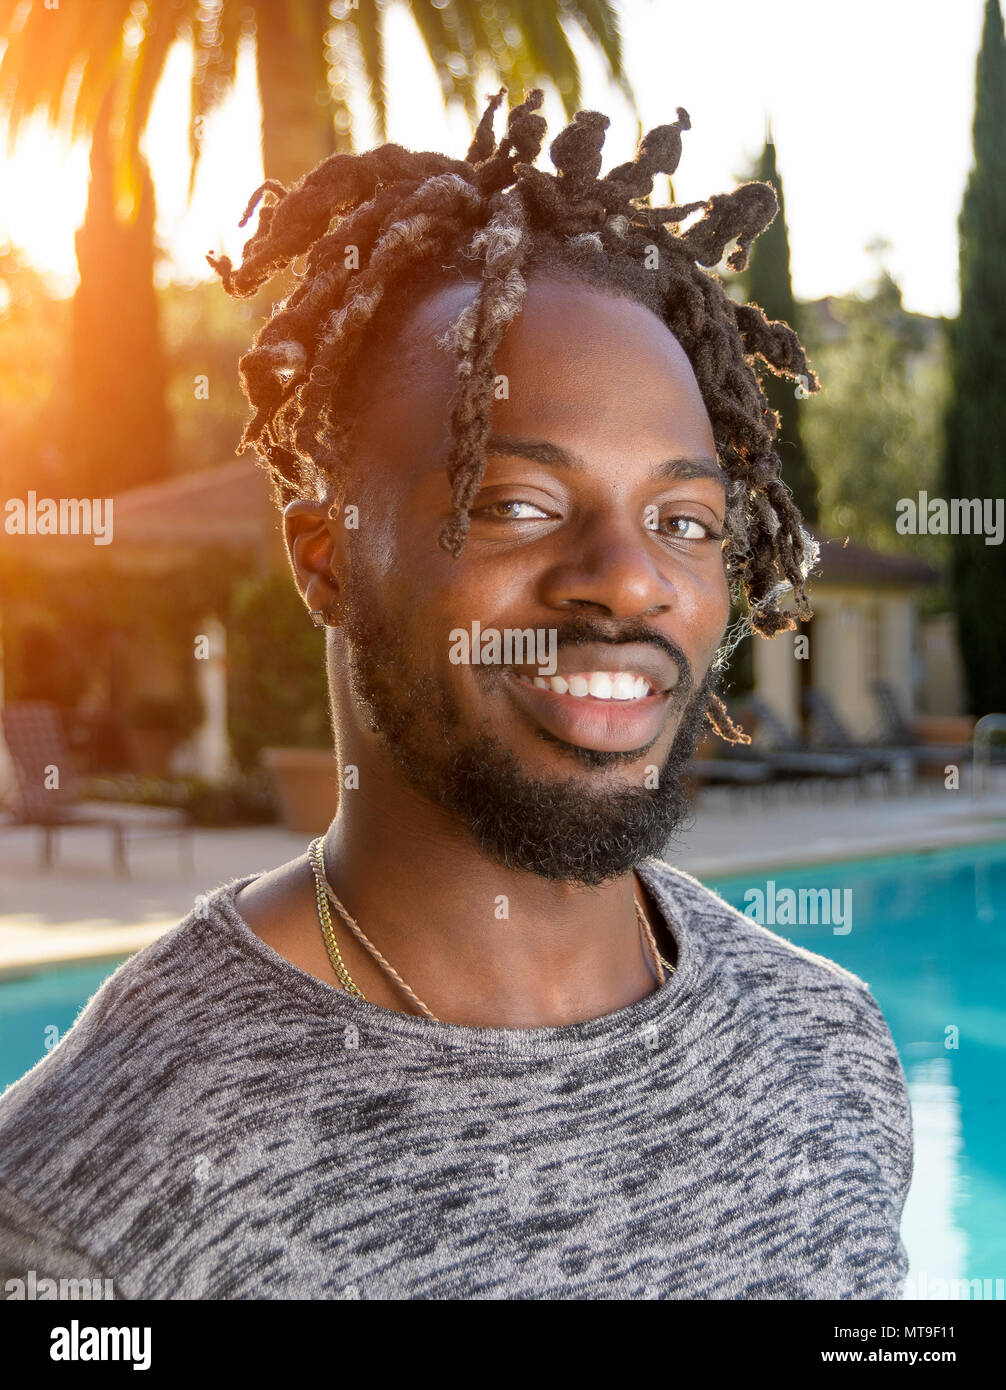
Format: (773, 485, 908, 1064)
(0, 879, 260, 1196)
(642, 856, 874, 993)
(0, 871, 343, 1285)
(640, 856, 914, 1196)
(642, 855, 897, 1033)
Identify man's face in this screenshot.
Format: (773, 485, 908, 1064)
(327, 275, 731, 885)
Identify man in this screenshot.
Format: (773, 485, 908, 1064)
(0, 94, 912, 1299)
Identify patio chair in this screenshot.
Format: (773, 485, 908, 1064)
(682, 748, 776, 810)
(802, 689, 919, 777)
(737, 696, 865, 779)
(870, 681, 980, 769)
(1, 701, 193, 876)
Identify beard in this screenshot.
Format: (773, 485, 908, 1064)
(339, 577, 715, 888)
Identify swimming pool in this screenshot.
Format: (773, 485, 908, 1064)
(0, 954, 130, 1094)
(1, 840, 1003, 1297)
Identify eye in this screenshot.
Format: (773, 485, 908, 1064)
(657, 514, 720, 541)
(475, 499, 552, 521)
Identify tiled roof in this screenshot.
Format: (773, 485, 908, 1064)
(2, 460, 280, 573)
(808, 529, 938, 588)
(108, 458, 272, 546)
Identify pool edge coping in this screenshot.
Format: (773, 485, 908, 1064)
(682, 828, 1006, 881)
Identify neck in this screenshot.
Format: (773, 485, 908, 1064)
(322, 754, 666, 1028)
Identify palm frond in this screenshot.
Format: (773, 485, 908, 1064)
(2, 0, 125, 138)
(405, 0, 477, 114)
(130, 2, 192, 149)
(190, 0, 245, 194)
(567, 0, 633, 109)
(323, 8, 357, 155)
(1, 0, 639, 209)
(507, 0, 582, 115)
(354, 0, 387, 141)
(59, 4, 133, 140)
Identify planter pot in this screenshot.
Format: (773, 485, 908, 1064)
(262, 747, 340, 835)
(912, 715, 976, 745)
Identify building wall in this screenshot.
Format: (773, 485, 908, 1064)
(918, 613, 968, 716)
(880, 594, 916, 721)
(810, 588, 916, 739)
(752, 626, 799, 731)
(751, 585, 919, 741)
(813, 598, 871, 736)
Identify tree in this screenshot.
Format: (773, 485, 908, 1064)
(941, 0, 1006, 715)
(68, 87, 173, 494)
(1, 2, 630, 184)
(739, 132, 818, 523)
(0, 1, 633, 487)
(720, 131, 816, 705)
(800, 270, 948, 563)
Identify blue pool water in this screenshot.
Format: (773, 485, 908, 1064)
(1, 841, 1003, 1295)
(0, 955, 129, 1094)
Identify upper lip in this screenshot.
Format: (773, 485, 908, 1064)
(507, 642, 680, 693)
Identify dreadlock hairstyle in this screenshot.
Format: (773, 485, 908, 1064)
(208, 90, 821, 743)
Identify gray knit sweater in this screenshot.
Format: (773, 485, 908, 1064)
(0, 858, 913, 1300)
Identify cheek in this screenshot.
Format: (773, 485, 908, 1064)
(678, 555, 732, 657)
(350, 522, 492, 675)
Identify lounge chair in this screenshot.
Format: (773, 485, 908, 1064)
(738, 696, 865, 780)
(686, 755, 775, 786)
(870, 681, 980, 769)
(802, 689, 919, 778)
(1, 701, 193, 875)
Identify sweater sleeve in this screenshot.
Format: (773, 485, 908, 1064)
(0, 1180, 119, 1299)
(854, 984, 916, 1214)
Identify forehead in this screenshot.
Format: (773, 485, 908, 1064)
(347, 274, 717, 477)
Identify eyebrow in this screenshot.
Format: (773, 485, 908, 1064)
(485, 434, 724, 485)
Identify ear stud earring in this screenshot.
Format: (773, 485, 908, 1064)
(309, 609, 329, 628)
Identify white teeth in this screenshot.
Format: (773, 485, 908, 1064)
(588, 671, 613, 699)
(518, 671, 655, 700)
(611, 672, 636, 700)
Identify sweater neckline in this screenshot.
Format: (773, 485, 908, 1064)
(205, 858, 704, 1060)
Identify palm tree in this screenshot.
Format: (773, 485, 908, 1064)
(0, 0, 633, 490)
(2, 1, 630, 185)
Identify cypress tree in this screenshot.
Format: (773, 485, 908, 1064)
(741, 131, 818, 523)
(723, 131, 815, 712)
(942, 0, 1006, 715)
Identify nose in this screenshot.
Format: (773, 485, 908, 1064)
(537, 512, 677, 620)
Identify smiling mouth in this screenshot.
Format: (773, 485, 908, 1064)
(503, 667, 679, 755)
(515, 671, 659, 701)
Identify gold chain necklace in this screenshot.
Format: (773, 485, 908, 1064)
(307, 837, 674, 1022)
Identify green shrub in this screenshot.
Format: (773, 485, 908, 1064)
(128, 691, 203, 736)
(227, 571, 330, 771)
(85, 772, 277, 825)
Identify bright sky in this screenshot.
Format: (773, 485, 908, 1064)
(0, 0, 992, 316)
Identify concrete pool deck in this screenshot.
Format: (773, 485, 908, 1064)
(2, 773, 1006, 975)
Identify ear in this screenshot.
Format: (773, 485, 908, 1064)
(284, 497, 348, 623)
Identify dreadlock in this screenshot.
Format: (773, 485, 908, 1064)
(208, 91, 821, 742)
